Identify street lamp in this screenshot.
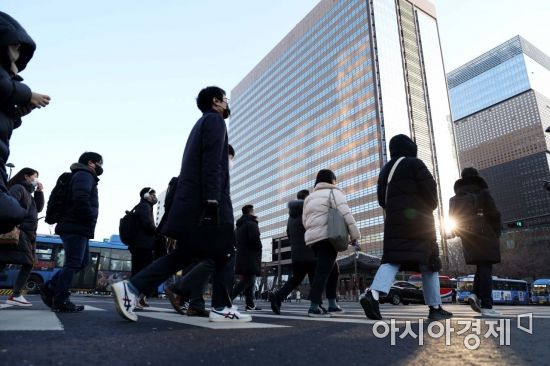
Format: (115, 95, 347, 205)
(5, 163, 14, 180)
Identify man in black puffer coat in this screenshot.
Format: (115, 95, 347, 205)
(231, 205, 262, 310)
(452, 167, 501, 317)
(360, 134, 452, 321)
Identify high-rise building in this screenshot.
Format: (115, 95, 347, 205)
(229, 0, 458, 257)
(448, 36, 550, 227)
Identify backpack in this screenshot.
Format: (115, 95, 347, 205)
(119, 205, 139, 246)
(45, 172, 73, 225)
(449, 191, 484, 236)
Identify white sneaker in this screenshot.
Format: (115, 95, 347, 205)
(112, 280, 138, 322)
(209, 307, 252, 322)
(6, 295, 32, 307)
(481, 308, 502, 317)
(467, 294, 481, 313)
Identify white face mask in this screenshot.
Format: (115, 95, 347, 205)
(31, 179, 39, 188)
(228, 159, 234, 171)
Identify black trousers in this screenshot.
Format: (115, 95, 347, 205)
(130, 248, 154, 278)
(130, 245, 233, 309)
(473, 263, 493, 309)
(231, 274, 256, 307)
(174, 259, 214, 309)
(308, 240, 339, 304)
(276, 260, 316, 301)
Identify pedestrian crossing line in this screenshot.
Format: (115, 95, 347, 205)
(0, 304, 13, 310)
(136, 311, 290, 329)
(84, 305, 106, 311)
(249, 312, 409, 324)
(0, 310, 63, 331)
(138, 306, 175, 313)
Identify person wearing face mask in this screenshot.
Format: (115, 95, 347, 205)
(130, 187, 158, 309)
(39, 152, 102, 313)
(0, 12, 50, 233)
(0, 167, 44, 306)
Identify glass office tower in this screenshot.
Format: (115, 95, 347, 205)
(448, 36, 550, 226)
(229, 0, 458, 256)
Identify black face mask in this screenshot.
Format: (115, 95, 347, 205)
(223, 106, 231, 119)
(94, 164, 103, 176)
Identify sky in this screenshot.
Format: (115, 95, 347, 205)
(3, 0, 550, 241)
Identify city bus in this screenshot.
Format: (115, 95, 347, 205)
(531, 279, 550, 305)
(456, 275, 529, 305)
(0, 234, 131, 294)
(407, 274, 457, 303)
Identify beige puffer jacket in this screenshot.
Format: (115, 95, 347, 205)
(303, 182, 361, 246)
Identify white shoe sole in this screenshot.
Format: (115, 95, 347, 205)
(6, 300, 32, 307)
(209, 313, 252, 322)
(112, 283, 138, 322)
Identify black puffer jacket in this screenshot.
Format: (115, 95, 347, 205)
(0, 181, 43, 265)
(286, 200, 315, 263)
(0, 12, 35, 177)
(131, 199, 156, 250)
(378, 134, 438, 267)
(55, 163, 99, 239)
(234, 214, 262, 276)
(453, 176, 501, 264)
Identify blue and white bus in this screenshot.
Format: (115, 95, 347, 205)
(456, 275, 529, 305)
(0, 234, 131, 294)
(531, 279, 550, 305)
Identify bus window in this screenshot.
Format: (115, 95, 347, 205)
(55, 249, 65, 268)
(99, 248, 111, 270)
(110, 249, 131, 272)
(36, 244, 54, 261)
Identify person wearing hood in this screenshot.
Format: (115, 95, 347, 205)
(129, 187, 158, 309)
(269, 189, 316, 315)
(0, 167, 44, 306)
(39, 152, 103, 313)
(303, 169, 360, 317)
(452, 167, 501, 317)
(360, 134, 453, 321)
(0, 12, 49, 232)
(231, 204, 262, 310)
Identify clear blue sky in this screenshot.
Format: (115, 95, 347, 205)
(3, 0, 549, 240)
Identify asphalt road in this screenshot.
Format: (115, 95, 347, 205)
(1, 295, 549, 366)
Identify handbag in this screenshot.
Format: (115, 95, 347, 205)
(0, 226, 20, 247)
(383, 157, 405, 219)
(0, 190, 26, 234)
(327, 189, 349, 252)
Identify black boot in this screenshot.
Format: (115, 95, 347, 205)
(52, 299, 85, 313)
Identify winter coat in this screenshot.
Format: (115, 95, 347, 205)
(453, 176, 501, 264)
(0, 12, 35, 180)
(286, 200, 315, 263)
(234, 214, 262, 276)
(303, 183, 360, 246)
(378, 134, 438, 268)
(131, 199, 156, 250)
(55, 163, 99, 239)
(0, 181, 43, 265)
(161, 110, 234, 240)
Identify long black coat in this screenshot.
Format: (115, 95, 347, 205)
(286, 200, 315, 263)
(161, 110, 233, 239)
(0, 181, 43, 265)
(378, 135, 438, 268)
(55, 163, 99, 239)
(235, 214, 262, 276)
(131, 199, 156, 250)
(0, 12, 35, 180)
(453, 176, 501, 264)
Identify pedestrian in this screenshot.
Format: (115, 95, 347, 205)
(130, 187, 158, 309)
(269, 189, 317, 315)
(296, 290, 301, 303)
(303, 169, 360, 317)
(451, 167, 502, 317)
(39, 152, 103, 312)
(0, 167, 43, 306)
(0, 12, 50, 232)
(231, 204, 262, 310)
(111, 86, 251, 322)
(360, 134, 453, 321)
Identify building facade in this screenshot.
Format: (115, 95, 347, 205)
(448, 36, 550, 227)
(229, 0, 458, 257)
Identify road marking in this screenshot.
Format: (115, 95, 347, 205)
(250, 313, 409, 324)
(0, 304, 13, 310)
(137, 311, 290, 329)
(0, 310, 63, 331)
(84, 305, 106, 311)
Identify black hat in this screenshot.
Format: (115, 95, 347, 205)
(461, 167, 479, 178)
(140, 187, 155, 198)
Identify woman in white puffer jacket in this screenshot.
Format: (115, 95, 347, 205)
(302, 169, 360, 317)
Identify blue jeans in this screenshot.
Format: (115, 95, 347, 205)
(370, 263, 442, 306)
(49, 234, 90, 302)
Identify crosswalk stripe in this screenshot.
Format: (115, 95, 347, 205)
(137, 311, 290, 329)
(0, 310, 63, 331)
(84, 305, 106, 311)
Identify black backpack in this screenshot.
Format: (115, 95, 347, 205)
(119, 205, 139, 246)
(449, 191, 484, 236)
(45, 172, 73, 225)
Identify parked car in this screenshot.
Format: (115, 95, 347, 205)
(380, 281, 425, 305)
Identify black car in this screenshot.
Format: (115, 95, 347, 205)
(380, 281, 425, 305)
